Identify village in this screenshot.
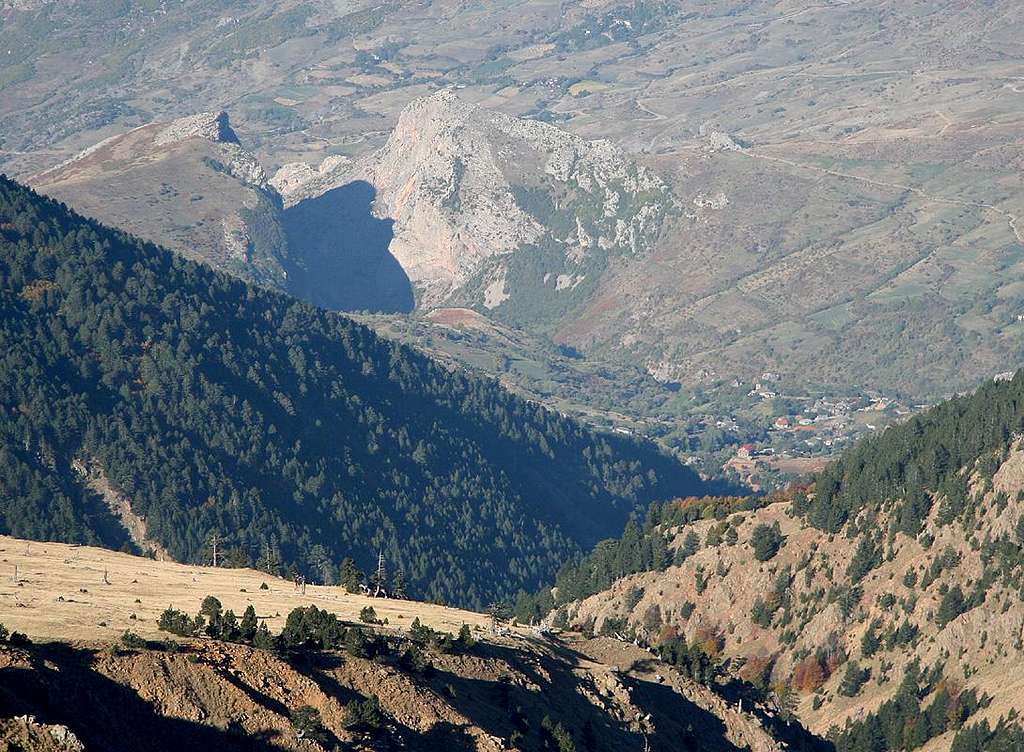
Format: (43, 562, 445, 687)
(688, 373, 923, 490)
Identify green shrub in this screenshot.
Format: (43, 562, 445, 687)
(343, 695, 382, 734)
(290, 705, 328, 744)
(120, 630, 147, 650)
(751, 523, 784, 561)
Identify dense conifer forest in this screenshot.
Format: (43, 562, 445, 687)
(0, 177, 708, 607)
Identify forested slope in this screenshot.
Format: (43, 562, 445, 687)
(517, 372, 1024, 751)
(0, 177, 707, 607)
(805, 373, 1024, 533)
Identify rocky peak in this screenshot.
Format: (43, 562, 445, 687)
(154, 111, 240, 147)
(30, 110, 288, 290)
(300, 89, 677, 310)
(269, 154, 352, 206)
(354, 90, 544, 304)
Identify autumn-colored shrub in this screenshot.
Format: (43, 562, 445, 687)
(693, 624, 724, 657)
(738, 654, 774, 690)
(793, 655, 826, 692)
(657, 623, 679, 645)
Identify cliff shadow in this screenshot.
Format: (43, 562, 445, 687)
(424, 641, 748, 752)
(0, 642, 282, 751)
(284, 180, 414, 314)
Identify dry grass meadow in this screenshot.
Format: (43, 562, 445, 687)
(0, 535, 496, 644)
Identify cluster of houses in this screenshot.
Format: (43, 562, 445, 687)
(728, 378, 917, 468)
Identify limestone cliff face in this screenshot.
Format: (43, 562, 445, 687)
(354, 92, 539, 305)
(31, 112, 294, 292)
(275, 90, 675, 311)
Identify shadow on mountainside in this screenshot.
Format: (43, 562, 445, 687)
(0, 643, 282, 751)
(284, 180, 415, 314)
(716, 677, 834, 752)
(426, 641, 748, 752)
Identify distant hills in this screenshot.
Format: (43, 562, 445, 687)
(0, 176, 710, 607)
(29, 111, 297, 292)
(24, 84, 1024, 422)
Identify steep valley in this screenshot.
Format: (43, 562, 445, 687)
(3, 3, 1024, 749)
(0, 176, 709, 608)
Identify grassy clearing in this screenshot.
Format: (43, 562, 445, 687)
(0, 536, 496, 644)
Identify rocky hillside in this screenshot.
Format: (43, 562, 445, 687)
(0, 536, 807, 752)
(274, 89, 675, 317)
(29, 112, 296, 291)
(22, 86, 1023, 410)
(270, 85, 1024, 404)
(0, 632, 791, 752)
(525, 372, 1024, 751)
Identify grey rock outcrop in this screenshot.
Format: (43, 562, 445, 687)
(274, 90, 675, 310)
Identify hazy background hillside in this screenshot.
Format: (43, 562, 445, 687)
(3, 0, 1021, 475)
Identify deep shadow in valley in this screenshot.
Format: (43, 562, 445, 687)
(425, 640, 750, 752)
(284, 180, 415, 314)
(0, 642, 282, 751)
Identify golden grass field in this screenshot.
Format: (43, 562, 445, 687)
(0, 535, 495, 644)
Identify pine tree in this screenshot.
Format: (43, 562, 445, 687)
(339, 557, 363, 593)
(240, 605, 258, 642)
(342, 696, 382, 734)
(206, 529, 221, 568)
(345, 627, 368, 658)
(861, 618, 881, 658)
(457, 623, 475, 650)
(675, 530, 700, 564)
(391, 567, 407, 599)
(937, 585, 966, 626)
(253, 621, 277, 650)
(774, 682, 798, 723)
(751, 522, 784, 562)
(224, 546, 249, 569)
(200, 595, 223, 637)
(838, 661, 870, 697)
(308, 544, 334, 584)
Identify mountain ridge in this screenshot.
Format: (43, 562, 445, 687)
(517, 371, 1024, 751)
(29, 111, 296, 291)
(0, 175, 709, 607)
